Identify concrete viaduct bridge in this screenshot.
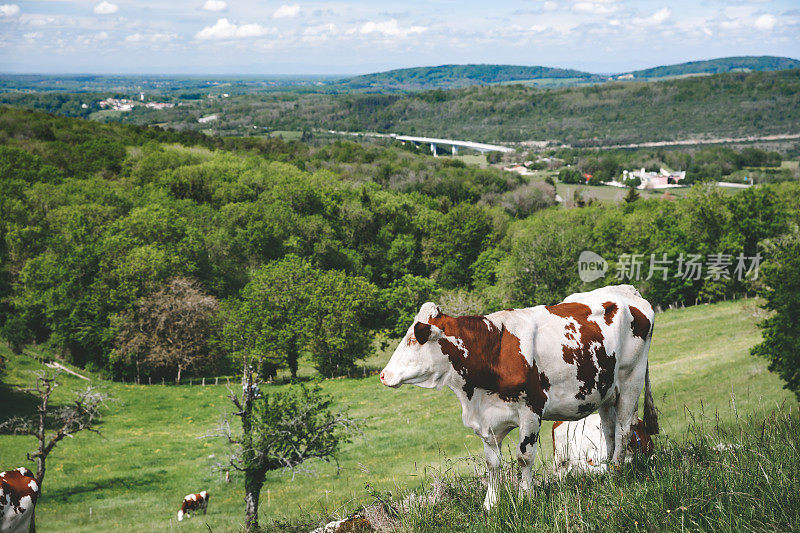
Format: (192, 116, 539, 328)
(390, 134, 515, 156)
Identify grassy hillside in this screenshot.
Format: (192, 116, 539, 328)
(332, 64, 600, 92)
(627, 55, 800, 80)
(0, 298, 796, 531)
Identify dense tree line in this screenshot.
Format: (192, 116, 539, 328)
(1, 107, 798, 383)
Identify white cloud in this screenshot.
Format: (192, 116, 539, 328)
(202, 0, 227, 12)
(272, 4, 300, 18)
(126, 32, 177, 43)
(753, 13, 776, 31)
(303, 23, 335, 36)
(0, 4, 20, 17)
(195, 18, 272, 40)
(633, 7, 672, 27)
(573, 2, 620, 15)
(23, 32, 40, 40)
(542, 1, 558, 11)
(302, 23, 336, 42)
(360, 19, 426, 38)
(93, 2, 118, 15)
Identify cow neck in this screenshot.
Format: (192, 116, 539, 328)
(429, 314, 550, 416)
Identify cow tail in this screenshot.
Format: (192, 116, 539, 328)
(643, 363, 659, 435)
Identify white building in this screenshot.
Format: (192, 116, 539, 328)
(622, 167, 686, 189)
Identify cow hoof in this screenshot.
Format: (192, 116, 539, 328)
(483, 494, 498, 511)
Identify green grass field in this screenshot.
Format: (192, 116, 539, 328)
(0, 298, 795, 532)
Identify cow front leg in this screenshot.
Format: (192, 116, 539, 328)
(517, 415, 541, 494)
(482, 431, 508, 511)
(483, 439, 501, 510)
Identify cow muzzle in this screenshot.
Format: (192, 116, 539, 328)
(380, 369, 401, 388)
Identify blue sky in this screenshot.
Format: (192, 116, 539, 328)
(1, 0, 798, 75)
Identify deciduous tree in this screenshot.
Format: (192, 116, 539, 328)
(112, 277, 219, 383)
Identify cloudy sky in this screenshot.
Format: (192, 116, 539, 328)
(1, 0, 798, 75)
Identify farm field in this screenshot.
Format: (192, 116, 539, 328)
(0, 298, 796, 532)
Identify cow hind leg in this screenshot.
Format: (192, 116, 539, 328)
(598, 403, 617, 465)
(517, 414, 541, 494)
(612, 388, 640, 465)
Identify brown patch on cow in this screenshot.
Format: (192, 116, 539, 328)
(428, 315, 550, 416)
(551, 421, 564, 454)
(601, 301, 618, 325)
(545, 302, 616, 400)
(0, 468, 39, 518)
(629, 306, 651, 340)
(413, 322, 432, 345)
(628, 419, 654, 456)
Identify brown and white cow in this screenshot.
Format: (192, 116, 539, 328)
(177, 491, 209, 521)
(552, 413, 654, 475)
(380, 284, 658, 509)
(0, 467, 39, 533)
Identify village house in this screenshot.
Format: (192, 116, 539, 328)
(614, 167, 687, 189)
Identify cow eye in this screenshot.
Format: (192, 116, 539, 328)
(408, 336, 418, 346)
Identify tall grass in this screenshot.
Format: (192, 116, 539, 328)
(388, 408, 799, 532)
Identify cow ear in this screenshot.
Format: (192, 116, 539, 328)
(414, 322, 432, 344)
(414, 322, 443, 345)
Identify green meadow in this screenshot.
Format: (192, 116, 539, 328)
(0, 298, 796, 532)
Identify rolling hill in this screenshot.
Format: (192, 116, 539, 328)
(144, 68, 799, 145)
(626, 55, 800, 80)
(330, 56, 799, 92)
(331, 64, 602, 92)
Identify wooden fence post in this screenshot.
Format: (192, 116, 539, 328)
(202, 377, 205, 386)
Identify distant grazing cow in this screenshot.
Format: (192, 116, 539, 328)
(552, 413, 654, 474)
(177, 491, 209, 521)
(0, 467, 39, 533)
(380, 284, 659, 509)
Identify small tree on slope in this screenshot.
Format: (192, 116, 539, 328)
(211, 366, 359, 532)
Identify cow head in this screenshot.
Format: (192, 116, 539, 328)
(380, 302, 451, 390)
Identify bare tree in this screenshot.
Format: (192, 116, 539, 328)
(206, 366, 360, 532)
(113, 277, 219, 384)
(0, 372, 109, 533)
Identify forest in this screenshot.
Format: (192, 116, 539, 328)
(1, 105, 799, 386)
